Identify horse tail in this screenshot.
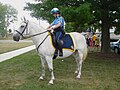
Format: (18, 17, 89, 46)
(83, 44, 88, 61)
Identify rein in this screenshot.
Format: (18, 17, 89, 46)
(16, 29, 50, 52)
(15, 21, 51, 51)
(15, 30, 48, 39)
(36, 34, 49, 52)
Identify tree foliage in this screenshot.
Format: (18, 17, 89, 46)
(0, 3, 17, 37)
(25, 0, 120, 53)
(25, 0, 94, 32)
(87, 0, 120, 53)
(0, 3, 7, 37)
(6, 5, 18, 27)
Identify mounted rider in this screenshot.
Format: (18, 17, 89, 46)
(47, 8, 65, 57)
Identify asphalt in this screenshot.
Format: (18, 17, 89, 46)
(0, 45, 36, 63)
(0, 40, 33, 43)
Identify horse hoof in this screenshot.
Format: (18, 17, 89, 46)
(39, 76, 44, 80)
(48, 80, 54, 85)
(76, 75, 80, 79)
(75, 71, 78, 74)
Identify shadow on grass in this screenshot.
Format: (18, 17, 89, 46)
(0, 50, 120, 90)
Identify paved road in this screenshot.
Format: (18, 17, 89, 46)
(0, 45, 36, 62)
(0, 40, 33, 43)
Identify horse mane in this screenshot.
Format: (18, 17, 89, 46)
(29, 20, 46, 32)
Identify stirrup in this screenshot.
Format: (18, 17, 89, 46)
(53, 55, 57, 59)
(54, 49, 58, 56)
(59, 51, 63, 57)
(53, 49, 58, 59)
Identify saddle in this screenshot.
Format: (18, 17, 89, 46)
(50, 33, 75, 54)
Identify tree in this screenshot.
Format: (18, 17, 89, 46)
(25, 0, 94, 31)
(0, 3, 7, 37)
(87, 0, 120, 53)
(6, 5, 18, 28)
(114, 27, 120, 35)
(25, 0, 120, 53)
(0, 3, 17, 37)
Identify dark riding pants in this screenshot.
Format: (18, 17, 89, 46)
(53, 31, 63, 56)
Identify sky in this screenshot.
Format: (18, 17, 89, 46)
(0, 0, 33, 17)
(0, 0, 49, 29)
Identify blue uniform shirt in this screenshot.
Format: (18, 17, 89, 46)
(51, 16, 65, 40)
(51, 16, 63, 28)
(60, 16, 65, 28)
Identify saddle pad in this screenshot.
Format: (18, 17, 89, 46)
(50, 33, 75, 52)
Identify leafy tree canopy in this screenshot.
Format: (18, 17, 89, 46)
(0, 3, 17, 37)
(25, 0, 120, 53)
(25, 0, 94, 32)
(6, 5, 18, 26)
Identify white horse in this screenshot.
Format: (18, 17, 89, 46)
(13, 19, 88, 85)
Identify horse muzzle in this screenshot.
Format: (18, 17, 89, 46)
(13, 33, 20, 42)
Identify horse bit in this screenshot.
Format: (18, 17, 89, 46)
(15, 21, 50, 51)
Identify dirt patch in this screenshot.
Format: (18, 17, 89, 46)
(88, 52, 120, 61)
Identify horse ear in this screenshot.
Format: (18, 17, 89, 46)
(21, 17, 23, 21)
(23, 16, 26, 22)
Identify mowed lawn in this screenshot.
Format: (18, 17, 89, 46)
(0, 50, 120, 90)
(0, 42, 33, 54)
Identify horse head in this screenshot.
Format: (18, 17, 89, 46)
(13, 17, 28, 42)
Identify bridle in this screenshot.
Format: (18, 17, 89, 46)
(15, 22, 28, 39)
(15, 21, 50, 51)
(15, 21, 48, 39)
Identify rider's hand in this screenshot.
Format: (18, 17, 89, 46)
(48, 27, 53, 31)
(47, 28, 54, 33)
(47, 29, 51, 32)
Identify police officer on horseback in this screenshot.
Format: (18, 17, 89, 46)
(47, 8, 65, 57)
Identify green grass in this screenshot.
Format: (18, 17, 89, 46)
(0, 42, 33, 54)
(0, 34, 13, 40)
(0, 50, 120, 90)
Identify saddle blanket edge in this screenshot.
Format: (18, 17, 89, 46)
(50, 33, 76, 52)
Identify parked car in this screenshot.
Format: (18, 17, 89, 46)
(110, 39, 120, 54)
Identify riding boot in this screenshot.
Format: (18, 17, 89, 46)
(58, 46, 63, 57)
(53, 49, 58, 60)
(57, 40, 63, 57)
(54, 49, 58, 56)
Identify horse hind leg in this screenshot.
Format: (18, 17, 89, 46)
(73, 50, 79, 74)
(73, 50, 83, 79)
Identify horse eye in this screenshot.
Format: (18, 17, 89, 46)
(21, 25, 24, 28)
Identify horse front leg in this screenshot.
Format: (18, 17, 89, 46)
(39, 56, 46, 80)
(46, 56, 55, 85)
